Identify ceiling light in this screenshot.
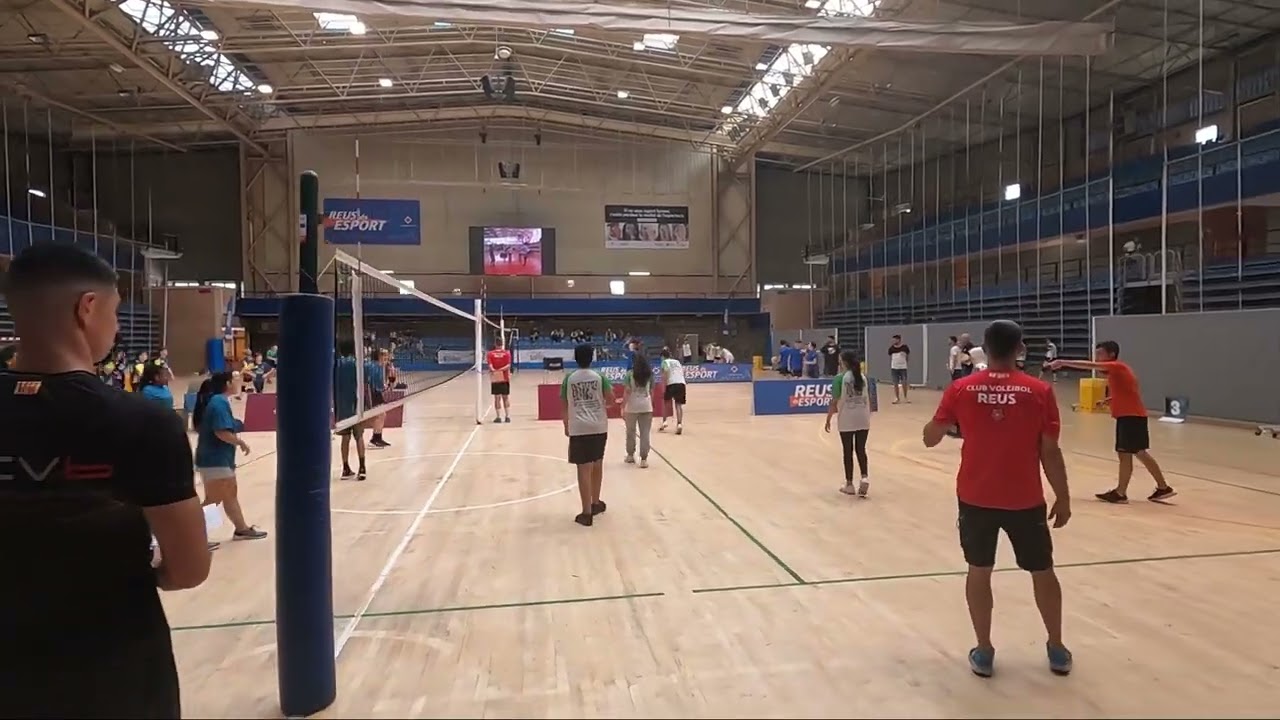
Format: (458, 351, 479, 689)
(609, 280, 626, 296)
(349, 21, 367, 35)
(257, 83, 274, 94)
(720, 105, 733, 114)
(1003, 183, 1021, 201)
(632, 41, 646, 51)
(616, 90, 629, 99)
(628, 271, 650, 277)
(27, 188, 46, 198)
(108, 62, 124, 74)
(552, 28, 575, 35)
(1195, 124, 1219, 145)
(27, 33, 47, 44)
(199, 29, 219, 41)
(755, 62, 768, 71)
(433, 21, 453, 28)
(378, 77, 393, 88)
(495, 45, 513, 60)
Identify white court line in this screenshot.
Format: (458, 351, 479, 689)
(333, 406, 490, 659)
(332, 451, 573, 516)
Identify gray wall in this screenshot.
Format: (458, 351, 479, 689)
(924, 321, 990, 388)
(292, 131, 730, 278)
(1094, 310, 1280, 424)
(83, 148, 242, 281)
(755, 165, 868, 285)
(864, 324, 926, 386)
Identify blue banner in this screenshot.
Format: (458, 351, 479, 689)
(752, 377, 878, 415)
(589, 361, 751, 384)
(322, 198, 421, 246)
(682, 363, 752, 383)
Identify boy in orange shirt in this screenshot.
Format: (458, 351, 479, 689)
(1048, 341, 1175, 503)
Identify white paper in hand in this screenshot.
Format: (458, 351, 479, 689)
(204, 504, 225, 533)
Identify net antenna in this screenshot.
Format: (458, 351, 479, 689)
(332, 249, 500, 431)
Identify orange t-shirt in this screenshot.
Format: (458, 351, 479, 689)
(486, 349, 512, 383)
(1100, 361, 1146, 418)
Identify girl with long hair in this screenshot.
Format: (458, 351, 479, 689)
(824, 349, 872, 497)
(138, 361, 174, 409)
(621, 351, 654, 467)
(194, 372, 267, 547)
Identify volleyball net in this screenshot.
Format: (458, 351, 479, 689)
(331, 250, 503, 431)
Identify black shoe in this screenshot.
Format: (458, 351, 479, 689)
(575, 512, 593, 526)
(503, 417, 511, 423)
(341, 466, 355, 480)
(1095, 489, 1128, 504)
(493, 417, 503, 424)
(591, 500, 607, 516)
(357, 466, 367, 481)
(371, 437, 390, 448)
(1148, 486, 1177, 502)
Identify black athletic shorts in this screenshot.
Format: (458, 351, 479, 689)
(568, 433, 608, 465)
(1115, 415, 1150, 453)
(664, 382, 687, 405)
(0, 631, 181, 719)
(369, 389, 385, 407)
(957, 500, 1053, 572)
(491, 381, 510, 396)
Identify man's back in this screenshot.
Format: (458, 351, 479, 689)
(934, 369, 1060, 510)
(0, 370, 195, 662)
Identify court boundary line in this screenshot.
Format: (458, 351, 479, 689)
(689, 546, 1280, 595)
(651, 447, 806, 584)
(169, 591, 665, 633)
(1067, 449, 1280, 496)
(332, 406, 490, 659)
(332, 451, 575, 515)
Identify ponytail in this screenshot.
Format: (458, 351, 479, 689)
(192, 371, 233, 428)
(838, 349, 864, 393)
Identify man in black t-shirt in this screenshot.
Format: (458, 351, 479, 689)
(820, 335, 840, 377)
(0, 244, 211, 718)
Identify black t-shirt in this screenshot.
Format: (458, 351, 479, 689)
(0, 370, 196, 667)
(821, 342, 840, 373)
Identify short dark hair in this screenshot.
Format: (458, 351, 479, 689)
(983, 320, 1023, 361)
(573, 343, 594, 368)
(1095, 340, 1120, 358)
(1, 243, 117, 299)
(891, 334, 901, 340)
(949, 335, 957, 342)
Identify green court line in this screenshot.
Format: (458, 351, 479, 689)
(170, 590, 664, 633)
(691, 546, 1280, 595)
(651, 447, 806, 585)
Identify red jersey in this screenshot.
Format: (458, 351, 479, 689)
(486, 349, 512, 383)
(932, 369, 1061, 510)
(1098, 361, 1146, 418)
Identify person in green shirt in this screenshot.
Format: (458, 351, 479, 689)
(560, 344, 612, 527)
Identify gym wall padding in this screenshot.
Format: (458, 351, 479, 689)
(864, 324, 926, 386)
(1092, 309, 1280, 424)
(923, 321, 990, 387)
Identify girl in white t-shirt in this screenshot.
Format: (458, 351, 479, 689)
(824, 349, 872, 497)
(620, 355, 655, 467)
(658, 348, 687, 434)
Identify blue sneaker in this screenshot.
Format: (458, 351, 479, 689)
(968, 647, 995, 677)
(1047, 644, 1073, 675)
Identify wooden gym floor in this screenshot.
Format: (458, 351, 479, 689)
(168, 373, 1280, 718)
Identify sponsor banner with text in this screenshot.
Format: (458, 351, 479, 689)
(752, 377, 877, 415)
(322, 198, 421, 245)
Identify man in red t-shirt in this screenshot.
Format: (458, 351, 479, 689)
(486, 339, 513, 423)
(923, 320, 1072, 679)
(1047, 340, 1173, 504)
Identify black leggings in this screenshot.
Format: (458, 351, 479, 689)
(839, 429, 869, 481)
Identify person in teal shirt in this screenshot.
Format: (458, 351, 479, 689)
(193, 371, 267, 544)
(138, 362, 175, 409)
(334, 341, 366, 480)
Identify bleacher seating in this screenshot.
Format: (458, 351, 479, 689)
(0, 301, 160, 354)
(821, 255, 1280, 362)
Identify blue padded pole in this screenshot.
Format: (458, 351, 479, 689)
(275, 293, 337, 717)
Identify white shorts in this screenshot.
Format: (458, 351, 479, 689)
(197, 466, 236, 481)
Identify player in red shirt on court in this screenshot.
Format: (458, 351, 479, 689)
(1048, 340, 1174, 503)
(923, 320, 1073, 679)
(486, 338, 513, 424)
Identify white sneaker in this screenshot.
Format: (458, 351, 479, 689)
(675, 425, 683, 435)
(857, 480, 870, 498)
(839, 483, 857, 495)
(639, 458, 649, 468)
(624, 455, 635, 464)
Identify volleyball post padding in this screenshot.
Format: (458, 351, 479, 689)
(274, 292, 337, 716)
